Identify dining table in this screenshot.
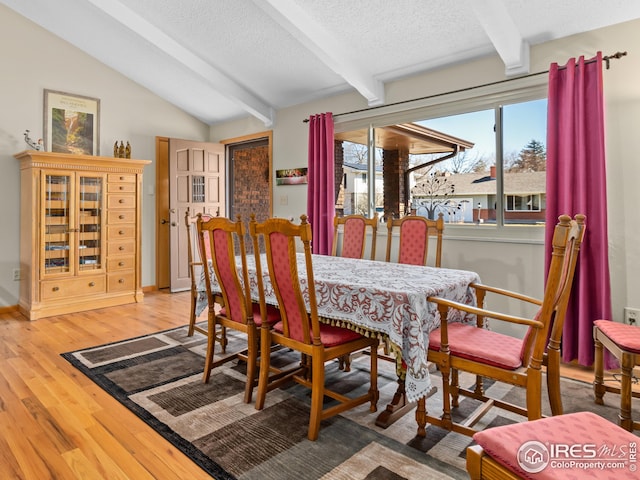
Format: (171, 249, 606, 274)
(197, 252, 481, 433)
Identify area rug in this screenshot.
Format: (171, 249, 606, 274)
(62, 325, 635, 480)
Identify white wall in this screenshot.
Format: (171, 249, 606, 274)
(0, 5, 209, 306)
(210, 19, 640, 331)
(2, 4, 639, 334)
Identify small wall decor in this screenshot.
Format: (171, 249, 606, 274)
(44, 89, 100, 155)
(276, 167, 308, 185)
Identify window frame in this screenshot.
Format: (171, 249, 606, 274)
(334, 75, 548, 244)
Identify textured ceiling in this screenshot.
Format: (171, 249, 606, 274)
(3, 0, 640, 126)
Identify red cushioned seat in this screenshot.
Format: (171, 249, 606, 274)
(429, 322, 523, 369)
(594, 319, 640, 354)
(274, 321, 363, 347)
(220, 303, 280, 327)
(471, 411, 638, 479)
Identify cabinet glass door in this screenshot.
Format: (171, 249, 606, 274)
(44, 174, 72, 273)
(78, 175, 103, 271)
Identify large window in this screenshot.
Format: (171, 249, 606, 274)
(334, 88, 547, 231)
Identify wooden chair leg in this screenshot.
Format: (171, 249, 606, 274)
(593, 335, 606, 405)
(451, 368, 459, 407)
(255, 327, 272, 411)
(308, 352, 325, 441)
(369, 342, 379, 412)
(440, 359, 453, 429)
(243, 324, 258, 403)
(188, 294, 198, 336)
(619, 353, 634, 431)
(202, 314, 216, 383)
(525, 369, 543, 421)
(546, 348, 563, 415)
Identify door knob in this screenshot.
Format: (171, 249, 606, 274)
(161, 219, 168, 224)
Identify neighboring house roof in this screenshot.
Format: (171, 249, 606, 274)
(343, 162, 383, 173)
(413, 171, 546, 196)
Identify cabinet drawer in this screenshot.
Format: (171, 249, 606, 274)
(108, 194, 135, 209)
(108, 272, 135, 292)
(108, 173, 136, 183)
(107, 224, 136, 240)
(41, 275, 106, 300)
(107, 210, 136, 224)
(108, 182, 136, 193)
(108, 240, 135, 255)
(107, 256, 135, 271)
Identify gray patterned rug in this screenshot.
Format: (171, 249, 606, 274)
(62, 325, 634, 480)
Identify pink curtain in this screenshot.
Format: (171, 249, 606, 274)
(546, 52, 612, 367)
(307, 113, 335, 255)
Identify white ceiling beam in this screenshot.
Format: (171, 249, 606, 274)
(87, 0, 275, 126)
(252, 0, 385, 106)
(471, 0, 530, 76)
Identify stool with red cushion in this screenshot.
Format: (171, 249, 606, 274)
(593, 319, 640, 431)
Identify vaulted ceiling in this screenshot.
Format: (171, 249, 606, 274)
(3, 0, 639, 127)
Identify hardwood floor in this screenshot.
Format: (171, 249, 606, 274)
(0, 290, 214, 480)
(0, 290, 629, 479)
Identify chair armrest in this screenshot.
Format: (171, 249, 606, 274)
(470, 282, 542, 307)
(427, 295, 545, 329)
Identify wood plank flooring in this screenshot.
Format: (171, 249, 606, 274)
(0, 290, 628, 479)
(0, 290, 214, 480)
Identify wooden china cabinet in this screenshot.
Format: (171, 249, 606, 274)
(15, 150, 151, 320)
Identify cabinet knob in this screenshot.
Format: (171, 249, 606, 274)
(119, 199, 125, 204)
(119, 215, 125, 220)
(120, 176, 125, 181)
(89, 282, 95, 287)
(52, 286, 59, 292)
(119, 246, 125, 251)
(119, 230, 124, 235)
(118, 261, 125, 267)
(119, 186, 124, 190)
(118, 278, 125, 284)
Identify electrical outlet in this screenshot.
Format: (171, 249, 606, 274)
(624, 307, 640, 325)
(12, 269, 21, 281)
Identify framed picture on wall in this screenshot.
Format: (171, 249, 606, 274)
(43, 89, 100, 155)
(276, 167, 308, 185)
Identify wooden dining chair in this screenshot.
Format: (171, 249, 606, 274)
(423, 214, 586, 437)
(185, 209, 219, 338)
(593, 319, 640, 431)
(197, 214, 281, 402)
(385, 213, 444, 266)
(249, 214, 379, 441)
(331, 213, 378, 260)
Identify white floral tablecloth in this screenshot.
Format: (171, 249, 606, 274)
(198, 253, 480, 402)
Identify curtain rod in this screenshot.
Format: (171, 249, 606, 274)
(302, 51, 627, 123)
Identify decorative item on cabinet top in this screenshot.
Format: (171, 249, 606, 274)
(113, 141, 131, 158)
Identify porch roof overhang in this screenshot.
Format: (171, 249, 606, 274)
(335, 123, 475, 155)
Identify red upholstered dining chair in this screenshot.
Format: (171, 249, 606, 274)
(248, 214, 379, 441)
(197, 214, 280, 403)
(184, 209, 228, 349)
(385, 213, 444, 267)
(593, 319, 640, 431)
(331, 213, 378, 260)
(424, 214, 586, 437)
